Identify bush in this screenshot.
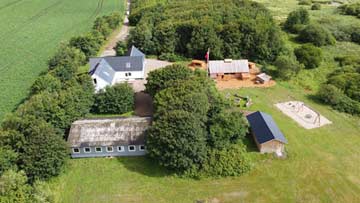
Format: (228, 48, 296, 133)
(201, 144, 252, 177)
(274, 54, 304, 80)
(311, 3, 321, 10)
(115, 41, 128, 56)
(298, 24, 336, 46)
(351, 27, 360, 44)
(284, 8, 310, 33)
(158, 53, 186, 62)
(145, 64, 193, 97)
(318, 84, 360, 115)
(0, 170, 33, 202)
(294, 44, 323, 69)
(0, 148, 18, 175)
(339, 3, 360, 17)
(92, 83, 134, 114)
(299, 0, 312, 5)
(207, 111, 248, 149)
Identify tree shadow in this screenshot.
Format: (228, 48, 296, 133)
(117, 156, 172, 178)
(243, 134, 259, 153)
(306, 93, 323, 105)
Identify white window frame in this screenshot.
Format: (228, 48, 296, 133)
(139, 145, 145, 151)
(117, 146, 125, 152)
(95, 147, 102, 153)
(106, 146, 114, 152)
(73, 148, 80, 154)
(84, 147, 91, 153)
(128, 145, 136, 152)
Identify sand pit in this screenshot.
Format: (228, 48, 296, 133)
(275, 101, 332, 129)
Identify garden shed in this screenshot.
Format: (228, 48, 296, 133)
(67, 117, 152, 158)
(246, 111, 287, 156)
(208, 59, 251, 81)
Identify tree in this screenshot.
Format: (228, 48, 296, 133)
(187, 23, 223, 59)
(284, 8, 310, 33)
(48, 45, 86, 70)
(207, 111, 249, 149)
(93, 17, 112, 39)
(17, 117, 68, 182)
(92, 83, 134, 114)
(115, 41, 128, 56)
(274, 54, 304, 80)
(0, 170, 32, 203)
(294, 44, 323, 69)
(69, 33, 102, 58)
(31, 74, 62, 94)
(146, 110, 207, 172)
(298, 24, 336, 46)
(145, 64, 193, 97)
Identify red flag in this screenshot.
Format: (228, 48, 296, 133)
(205, 49, 210, 62)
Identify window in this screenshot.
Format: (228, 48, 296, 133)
(84, 147, 91, 153)
(73, 148, 80, 153)
(126, 62, 131, 68)
(95, 147, 102, 153)
(93, 78, 97, 85)
(125, 73, 128, 77)
(139, 145, 145, 151)
(106, 146, 113, 152)
(128, 72, 132, 76)
(128, 145, 136, 152)
(117, 146, 124, 152)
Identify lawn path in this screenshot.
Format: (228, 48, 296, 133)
(101, 0, 130, 56)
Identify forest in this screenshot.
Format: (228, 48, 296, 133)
(128, 0, 284, 62)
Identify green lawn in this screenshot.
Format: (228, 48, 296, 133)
(0, 0, 125, 120)
(48, 83, 360, 203)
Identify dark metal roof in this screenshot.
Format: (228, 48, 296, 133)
(246, 111, 287, 144)
(103, 56, 144, 72)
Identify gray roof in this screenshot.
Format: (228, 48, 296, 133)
(67, 117, 152, 147)
(103, 56, 144, 72)
(129, 45, 145, 57)
(246, 111, 287, 144)
(209, 59, 249, 74)
(89, 46, 145, 73)
(257, 73, 272, 82)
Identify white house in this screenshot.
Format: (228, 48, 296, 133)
(89, 46, 146, 92)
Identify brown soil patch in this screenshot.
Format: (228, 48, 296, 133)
(215, 65, 276, 90)
(135, 92, 153, 117)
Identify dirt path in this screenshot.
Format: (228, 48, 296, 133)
(101, 0, 130, 57)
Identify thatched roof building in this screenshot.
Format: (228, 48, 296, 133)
(68, 117, 152, 148)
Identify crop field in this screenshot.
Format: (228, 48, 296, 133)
(47, 84, 360, 203)
(0, 0, 125, 120)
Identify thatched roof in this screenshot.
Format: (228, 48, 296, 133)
(67, 117, 152, 147)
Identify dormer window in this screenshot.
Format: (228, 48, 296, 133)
(126, 62, 131, 68)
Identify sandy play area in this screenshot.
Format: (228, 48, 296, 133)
(275, 101, 332, 129)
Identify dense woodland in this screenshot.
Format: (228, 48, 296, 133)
(0, 13, 122, 202)
(128, 0, 284, 62)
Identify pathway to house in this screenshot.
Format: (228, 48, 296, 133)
(101, 0, 131, 57)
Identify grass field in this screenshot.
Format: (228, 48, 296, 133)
(0, 0, 125, 120)
(48, 83, 360, 203)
